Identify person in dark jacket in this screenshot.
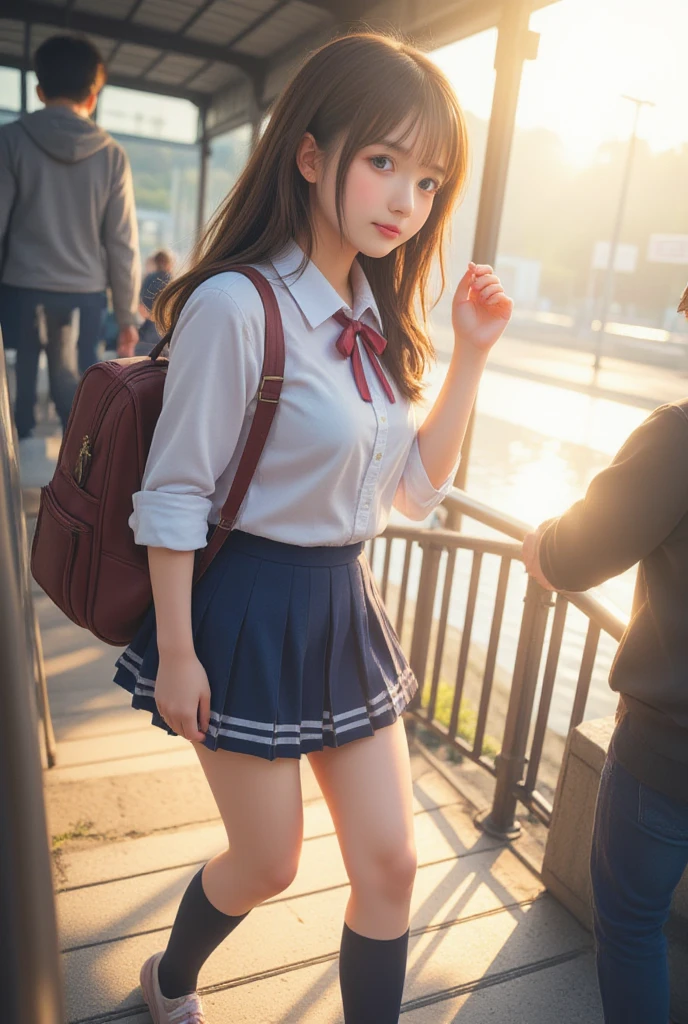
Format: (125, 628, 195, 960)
(136, 250, 174, 356)
(522, 334, 688, 1022)
(0, 35, 140, 438)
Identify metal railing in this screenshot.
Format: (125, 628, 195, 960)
(0, 341, 64, 1023)
(373, 490, 627, 840)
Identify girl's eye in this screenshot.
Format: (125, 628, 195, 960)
(419, 177, 441, 195)
(370, 155, 393, 171)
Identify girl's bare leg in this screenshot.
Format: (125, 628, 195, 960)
(192, 743, 304, 914)
(307, 718, 417, 938)
(154, 745, 304, 1001)
(308, 719, 416, 1022)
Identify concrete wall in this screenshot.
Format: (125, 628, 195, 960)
(542, 716, 688, 1023)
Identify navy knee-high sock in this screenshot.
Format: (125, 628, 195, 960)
(339, 921, 410, 1024)
(157, 864, 249, 999)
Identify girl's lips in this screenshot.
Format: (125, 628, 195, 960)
(374, 223, 401, 239)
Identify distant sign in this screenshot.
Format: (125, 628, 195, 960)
(647, 234, 688, 265)
(592, 241, 638, 273)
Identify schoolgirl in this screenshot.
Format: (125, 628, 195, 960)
(113, 31, 512, 1024)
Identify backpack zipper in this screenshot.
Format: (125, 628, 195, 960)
(72, 362, 163, 488)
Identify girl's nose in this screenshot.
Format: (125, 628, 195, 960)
(390, 182, 414, 218)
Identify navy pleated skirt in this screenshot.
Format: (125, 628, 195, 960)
(113, 529, 418, 760)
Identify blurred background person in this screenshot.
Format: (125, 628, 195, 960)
(135, 249, 174, 356)
(0, 34, 140, 438)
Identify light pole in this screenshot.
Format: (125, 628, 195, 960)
(592, 94, 654, 376)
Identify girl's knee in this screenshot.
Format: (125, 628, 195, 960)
(227, 844, 300, 902)
(257, 854, 300, 899)
(351, 842, 417, 901)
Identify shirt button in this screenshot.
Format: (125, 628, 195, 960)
(374, 453, 382, 461)
(363, 502, 370, 509)
(380, 416, 386, 423)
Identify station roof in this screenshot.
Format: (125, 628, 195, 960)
(0, 0, 555, 135)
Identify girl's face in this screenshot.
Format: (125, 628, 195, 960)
(302, 121, 446, 259)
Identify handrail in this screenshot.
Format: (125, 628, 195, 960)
(0, 340, 64, 1022)
(443, 489, 533, 542)
(443, 488, 628, 641)
(375, 487, 630, 839)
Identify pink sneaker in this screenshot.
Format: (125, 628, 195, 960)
(139, 952, 206, 1023)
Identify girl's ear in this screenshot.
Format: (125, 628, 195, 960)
(296, 132, 320, 184)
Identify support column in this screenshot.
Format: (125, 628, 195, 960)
(196, 103, 210, 240)
(249, 72, 265, 153)
(454, 2, 540, 495)
(20, 20, 30, 115)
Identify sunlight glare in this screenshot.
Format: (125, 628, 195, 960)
(432, 0, 688, 165)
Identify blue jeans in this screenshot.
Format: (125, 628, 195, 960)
(591, 746, 688, 1023)
(0, 285, 106, 437)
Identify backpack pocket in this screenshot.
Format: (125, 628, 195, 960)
(32, 485, 93, 626)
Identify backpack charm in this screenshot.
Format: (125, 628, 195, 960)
(74, 434, 92, 487)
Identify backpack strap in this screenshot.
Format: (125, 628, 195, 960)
(151, 267, 285, 584)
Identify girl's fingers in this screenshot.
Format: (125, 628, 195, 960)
(471, 264, 494, 278)
(477, 283, 504, 302)
(487, 292, 513, 310)
(182, 712, 205, 742)
(198, 691, 211, 734)
(454, 266, 474, 303)
(471, 273, 499, 290)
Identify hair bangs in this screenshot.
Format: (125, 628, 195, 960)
(339, 56, 465, 196)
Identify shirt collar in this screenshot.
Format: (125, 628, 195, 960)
(270, 239, 383, 334)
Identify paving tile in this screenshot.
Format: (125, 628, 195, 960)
(56, 802, 510, 947)
(62, 882, 585, 1023)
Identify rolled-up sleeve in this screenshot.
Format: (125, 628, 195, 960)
(393, 433, 460, 521)
(129, 283, 262, 550)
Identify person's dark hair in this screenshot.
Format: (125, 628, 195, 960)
(152, 250, 174, 272)
(34, 35, 105, 103)
(158, 32, 468, 401)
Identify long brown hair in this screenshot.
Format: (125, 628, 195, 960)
(157, 32, 468, 401)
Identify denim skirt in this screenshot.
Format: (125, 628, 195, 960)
(113, 529, 418, 760)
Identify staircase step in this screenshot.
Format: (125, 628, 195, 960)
(45, 748, 462, 848)
(56, 801, 508, 947)
(192, 947, 601, 1024)
(53, 728, 188, 769)
(60, 855, 582, 1023)
(54, 783, 481, 893)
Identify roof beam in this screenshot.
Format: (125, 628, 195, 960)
(0, 0, 264, 79)
(0, 51, 208, 105)
(403, 0, 558, 52)
(295, 0, 370, 15)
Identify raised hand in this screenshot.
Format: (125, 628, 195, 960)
(451, 262, 513, 352)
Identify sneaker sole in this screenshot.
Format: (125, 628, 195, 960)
(139, 953, 163, 1024)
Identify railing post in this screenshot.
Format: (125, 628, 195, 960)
(407, 538, 443, 713)
(478, 575, 553, 839)
(0, 344, 56, 766)
(0, 344, 64, 1020)
(442, 501, 462, 534)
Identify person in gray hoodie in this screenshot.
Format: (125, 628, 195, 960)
(0, 34, 140, 438)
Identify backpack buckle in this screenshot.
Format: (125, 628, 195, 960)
(258, 375, 283, 403)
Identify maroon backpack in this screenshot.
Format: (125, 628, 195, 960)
(30, 267, 284, 646)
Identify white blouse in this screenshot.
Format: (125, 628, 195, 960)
(130, 240, 459, 550)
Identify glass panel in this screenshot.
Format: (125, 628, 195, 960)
(0, 68, 21, 114)
(98, 86, 198, 144)
(428, 29, 499, 359)
(204, 124, 252, 224)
